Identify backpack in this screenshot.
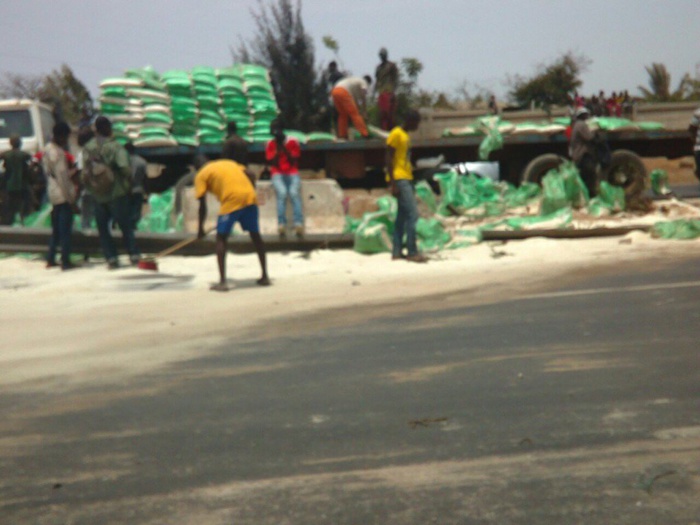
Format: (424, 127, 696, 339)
(82, 141, 115, 198)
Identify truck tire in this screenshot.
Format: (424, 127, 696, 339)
(521, 154, 565, 185)
(604, 149, 646, 198)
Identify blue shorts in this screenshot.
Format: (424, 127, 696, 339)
(216, 205, 259, 235)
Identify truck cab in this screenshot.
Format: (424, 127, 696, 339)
(0, 99, 55, 156)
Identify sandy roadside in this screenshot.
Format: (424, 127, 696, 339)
(1, 229, 698, 393)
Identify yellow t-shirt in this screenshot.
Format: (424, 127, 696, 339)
(386, 126, 412, 181)
(194, 159, 257, 215)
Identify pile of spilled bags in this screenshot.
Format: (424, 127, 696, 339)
(16, 188, 183, 234)
(346, 161, 631, 254)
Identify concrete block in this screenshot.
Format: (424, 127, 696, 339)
(177, 179, 346, 235)
(343, 189, 379, 218)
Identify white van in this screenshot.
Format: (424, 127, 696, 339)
(0, 99, 55, 156)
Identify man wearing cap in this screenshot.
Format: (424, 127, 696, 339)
(570, 106, 599, 197)
(375, 48, 399, 131)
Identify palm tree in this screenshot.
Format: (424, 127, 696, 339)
(638, 63, 689, 101)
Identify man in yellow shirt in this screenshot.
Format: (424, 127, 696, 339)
(195, 156, 270, 291)
(386, 110, 427, 262)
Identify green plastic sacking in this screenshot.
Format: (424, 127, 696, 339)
(588, 181, 625, 217)
(651, 219, 700, 240)
(478, 129, 504, 160)
(353, 222, 392, 253)
(650, 169, 670, 196)
(344, 215, 362, 234)
(416, 217, 450, 251)
(505, 207, 573, 230)
(540, 162, 589, 215)
(447, 228, 483, 249)
(503, 182, 541, 208)
(415, 180, 437, 213)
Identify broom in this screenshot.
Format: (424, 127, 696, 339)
(137, 227, 215, 271)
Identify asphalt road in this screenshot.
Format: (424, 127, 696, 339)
(2, 253, 700, 524)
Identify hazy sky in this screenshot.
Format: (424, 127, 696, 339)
(1, 0, 698, 101)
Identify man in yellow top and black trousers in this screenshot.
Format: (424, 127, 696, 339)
(385, 109, 427, 263)
(194, 156, 270, 291)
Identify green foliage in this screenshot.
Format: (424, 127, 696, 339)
(394, 57, 424, 120)
(322, 35, 339, 55)
(509, 52, 590, 110)
(232, 0, 326, 132)
(0, 64, 93, 125)
(637, 63, 698, 101)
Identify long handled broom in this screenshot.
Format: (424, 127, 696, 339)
(137, 227, 215, 271)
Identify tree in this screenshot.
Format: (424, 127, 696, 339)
(232, 0, 326, 131)
(394, 57, 425, 117)
(508, 52, 590, 110)
(638, 63, 691, 102)
(0, 64, 93, 125)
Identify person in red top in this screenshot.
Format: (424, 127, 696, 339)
(265, 119, 304, 237)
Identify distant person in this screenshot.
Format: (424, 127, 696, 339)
(194, 155, 270, 292)
(44, 122, 79, 270)
(375, 47, 399, 131)
(689, 106, 700, 184)
(326, 60, 345, 89)
(0, 134, 31, 225)
(386, 109, 427, 263)
(124, 142, 148, 229)
(265, 119, 304, 238)
(331, 75, 371, 140)
(570, 107, 599, 197)
(221, 121, 249, 166)
(326, 61, 345, 133)
(82, 116, 139, 269)
(488, 94, 499, 115)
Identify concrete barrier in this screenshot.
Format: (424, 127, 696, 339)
(177, 179, 346, 235)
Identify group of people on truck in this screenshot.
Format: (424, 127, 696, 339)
(325, 47, 400, 140)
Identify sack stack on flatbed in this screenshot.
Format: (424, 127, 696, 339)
(97, 64, 281, 147)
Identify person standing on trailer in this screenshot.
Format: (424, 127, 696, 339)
(375, 48, 399, 131)
(331, 76, 372, 140)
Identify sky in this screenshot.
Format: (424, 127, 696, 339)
(1, 0, 698, 102)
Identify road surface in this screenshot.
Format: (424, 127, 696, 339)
(2, 254, 699, 524)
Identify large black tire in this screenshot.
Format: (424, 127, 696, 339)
(604, 149, 647, 198)
(521, 154, 566, 185)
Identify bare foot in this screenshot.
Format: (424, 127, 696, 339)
(257, 276, 271, 286)
(210, 282, 230, 292)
